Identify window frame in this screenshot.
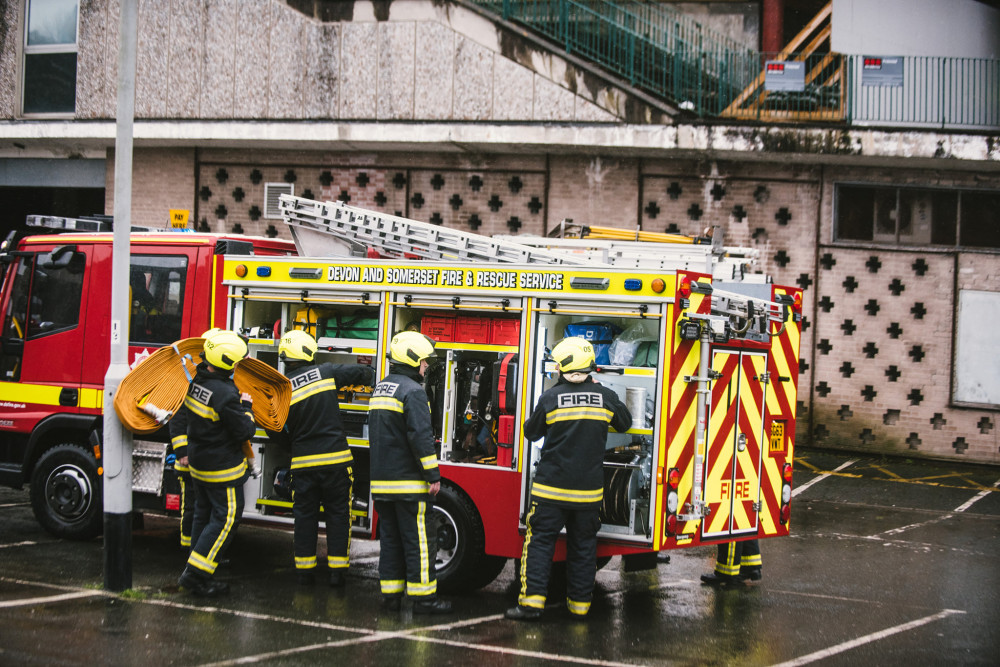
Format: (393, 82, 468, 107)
(128, 254, 190, 346)
(20, 0, 80, 118)
(832, 182, 1000, 252)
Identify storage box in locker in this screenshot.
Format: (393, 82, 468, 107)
(420, 315, 455, 342)
(455, 316, 491, 344)
(490, 318, 521, 346)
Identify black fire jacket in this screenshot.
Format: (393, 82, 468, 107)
(523, 375, 632, 508)
(368, 363, 440, 502)
(170, 362, 256, 486)
(267, 361, 375, 470)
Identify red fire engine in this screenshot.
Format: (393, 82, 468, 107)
(0, 200, 801, 591)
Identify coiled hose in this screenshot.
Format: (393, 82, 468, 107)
(113, 338, 204, 435)
(114, 338, 290, 434)
(232, 356, 290, 432)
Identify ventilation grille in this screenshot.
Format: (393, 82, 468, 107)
(264, 183, 294, 218)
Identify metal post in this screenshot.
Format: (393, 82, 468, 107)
(103, 0, 137, 592)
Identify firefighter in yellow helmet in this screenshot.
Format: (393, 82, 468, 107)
(266, 329, 376, 586)
(175, 329, 256, 597)
(368, 331, 452, 614)
(169, 328, 224, 550)
(506, 337, 631, 621)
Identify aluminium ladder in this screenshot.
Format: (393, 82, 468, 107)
(278, 195, 793, 333)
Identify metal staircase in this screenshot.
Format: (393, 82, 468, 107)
(471, 0, 757, 117)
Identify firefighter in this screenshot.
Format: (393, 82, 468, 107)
(368, 331, 452, 614)
(506, 337, 632, 621)
(701, 539, 762, 586)
(176, 330, 257, 597)
(169, 328, 221, 550)
(268, 329, 376, 586)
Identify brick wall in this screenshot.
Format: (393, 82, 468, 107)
(110, 147, 1000, 464)
(105, 148, 196, 226)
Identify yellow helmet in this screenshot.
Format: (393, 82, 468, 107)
(279, 329, 317, 362)
(551, 337, 596, 373)
(389, 331, 436, 367)
(203, 330, 248, 370)
(201, 327, 221, 338)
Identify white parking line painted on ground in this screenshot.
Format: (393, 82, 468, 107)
(880, 514, 953, 536)
(204, 628, 644, 667)
(0, 590, 101, 608)
(792, 459, 857, 498)
(0, 540, 38, 549)
(409, 634, 651, 667)
(771, 608, 965, 667)
(0, 502, 29, 509)
(144, 597, 373, 635)
(954, 478, 1000, 513)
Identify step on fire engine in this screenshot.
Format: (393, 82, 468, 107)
(221, 195, 802, 589)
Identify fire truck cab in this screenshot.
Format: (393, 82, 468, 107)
(0, 215, 294, 539)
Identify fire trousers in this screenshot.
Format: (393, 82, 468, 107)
(292, 465, 353, 571)
(177, 469, 194, 549)
(375, 499, 437, 599)
(188, 481, 244, 576)
(714, 538, 762, 578)
(518, 500, 601, 616)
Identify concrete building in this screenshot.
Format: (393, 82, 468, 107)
(0, 0, 997, 463)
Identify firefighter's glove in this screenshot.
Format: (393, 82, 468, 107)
(240, 391, 253, 408)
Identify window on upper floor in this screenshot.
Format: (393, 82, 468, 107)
(22, 0, 79, 115)
(835, 184, 1000, 250)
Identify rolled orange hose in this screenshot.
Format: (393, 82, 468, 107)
(113, 338, 203, 435)
(115, 338, 290, 435)
(233, 356, 290, 432)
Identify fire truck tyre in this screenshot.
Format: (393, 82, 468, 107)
(432, 484, 507, 592)
(30, 444, 102, 541)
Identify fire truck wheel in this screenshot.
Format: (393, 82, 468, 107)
(30, 444, 103, 541)
(432, 484, 507, 592)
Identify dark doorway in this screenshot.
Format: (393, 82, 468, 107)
(0, 186, 106, 239)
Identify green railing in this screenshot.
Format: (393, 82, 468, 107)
(472, 0, 757, 116)
(472, 1, 1000, 130)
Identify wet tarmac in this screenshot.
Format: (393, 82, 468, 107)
(1, 449, 998, 666)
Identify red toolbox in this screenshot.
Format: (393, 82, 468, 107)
(454, 316, 491, 344)
(490, 317, 521, 346)
(420, 315, 456, 342)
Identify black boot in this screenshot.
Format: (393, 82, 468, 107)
(297, 570, 316, 586)
(413, 597, 453, 614)
(505, 605, 543, 621)
(700, 571, 738, 586)
(381, 596, 402, 612)
(328, 570, 346, 588)
(178, 566, 229, 597)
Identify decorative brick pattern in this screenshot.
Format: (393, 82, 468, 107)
(196, 160, 545, 240)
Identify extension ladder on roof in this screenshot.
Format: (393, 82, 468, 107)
(278, 196, 587, 266)
(278, 195, 793, 337)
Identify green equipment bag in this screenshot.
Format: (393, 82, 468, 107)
(321, 312, 379, 340)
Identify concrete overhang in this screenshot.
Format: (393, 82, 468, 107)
(0, 120, 997, 171)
